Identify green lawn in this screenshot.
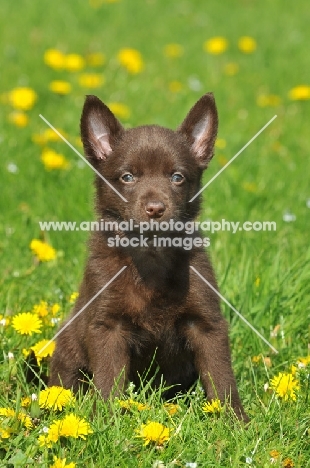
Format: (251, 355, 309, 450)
(0, 0, 310, 466)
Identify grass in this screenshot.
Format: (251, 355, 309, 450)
(0, 0, 310, 466)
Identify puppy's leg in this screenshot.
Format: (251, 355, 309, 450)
(186, 319, 249, 421)
(88, 325, 130, 399)
(49, 328, 86, 392)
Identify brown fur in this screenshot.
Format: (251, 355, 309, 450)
(49, 93, 248, 421)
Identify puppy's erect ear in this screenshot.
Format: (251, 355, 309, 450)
(80, 95, 124, 161)
(178, 93, 218, 168)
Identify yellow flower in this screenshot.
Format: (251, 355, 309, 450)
(31, 339, 56, 364)
(39, 386, 75, 411)
(78, 73, 104, 88)
(255, 277, 261, 287)
(30, 239, 57, 262)
(270, 372, 300, 401)
(224, 62, 239, 76)
(136, 421, 171, 446)
(85, 52, 106, 67)
(50, 456, 76, 468)
(202, 398, 223, 414)
(257, 94, 281, 107)
(215, 138, 226, 149)
(50, 413, 93, 439)
(163, 43, 184, 58)
(0, 428, 12, 439)
(204, 37, 228, 55)
(297, 355, 310, 367)
(117, 48, 144, 74)
(44, 49, 66, 69)
(238, 36, 257, 53)
(0, 407, 32, 430)
(64, 54, 85, 72)
(41, 148, 69, 170)
(108, 102, 131, 120)
(288, 85, 310, 101)
(69, 292, 79, 303)
(32, 128, 66, 145)
(252, 355, 261, 364)
(51, 303, 60, 315)
(169, 81, 183, 93)
(163, 403, 179, 415)
(269, 449, 280, 460)
(282, 458, 294, 468)
(12, 312, 42, 336)
(49, 80, 72, 95)
(33, 301, 49, 317)
(8, 111, 29, 127)
(21, 397, 31, 408)
(118, 398, 149, 411)
(8, 87, 37, 110)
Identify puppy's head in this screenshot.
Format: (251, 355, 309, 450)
(80, 94, 218, 225)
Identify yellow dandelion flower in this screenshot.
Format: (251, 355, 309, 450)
(41, 148, 69, 170)
(288, 85, 310, 101)
(44, 49, 66, 70)
(136, 421, 171, 446)
(85, 52, 106, 67)
(269, 449, 280, 459)
(256, 94, 281, 107)
(169, 81, 183, 93)
(30, 239, 57, 262)
(224, 62, 239, 76)
(238, 36, 257, 53)
(163, 43, 184, 58)
(283, 458, 294, 468)
(202, 398, 223, 414)
(63, 54, 85, 72)
(203, 37, 228, 55)
(32, 128, 66, 145)
(33, 300, 49, 317)
(117, 48, 144, 74)
(12, 312, 42, 336)
(69, 292, 79, 303)
(297, 356, 310, 367)
(78, 73, 104, 88)
(50, 456, 76, 468)
(215, 138, 226, 149)
(252, 355, 261, 364)
(39, 386, 75, 411)
(163, 403, 179, 415)
(0, 407, 32, 430)
(49, 80, 72, 95)
(270, 372, 300, 401)
(8, 87, 37, 111)
(8, 111, 29, 128)
(21, 397, 31, 408)
(108, 102, 131, 120)
(31, 339, 56, 364)
(118, 399, 149, 411)
(50, 413, 93, 439)
(51, 303, 60, 315)
(0, 427, 12, 439)
(254, 277, 261, 287)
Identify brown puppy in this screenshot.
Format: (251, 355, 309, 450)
(49, 93, 248, 421)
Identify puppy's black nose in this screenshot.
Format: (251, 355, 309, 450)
(145, 201, 166, 218)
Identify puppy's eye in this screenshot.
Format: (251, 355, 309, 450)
(121, 173, 135, 183)
(171, 172, 185, 184)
